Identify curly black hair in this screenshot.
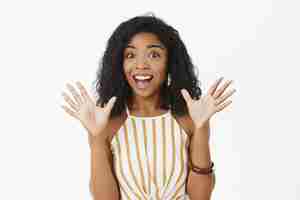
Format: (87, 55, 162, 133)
(92, 13, 202, 119)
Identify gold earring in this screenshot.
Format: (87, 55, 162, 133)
(167, 74, 171, 86)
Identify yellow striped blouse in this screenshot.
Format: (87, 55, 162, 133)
(110, 105, 191, 200)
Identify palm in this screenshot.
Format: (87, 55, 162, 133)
(187, 94, 216, 126)
(181, 77, 236, 129)
(61, 81, 116, 136)
(77, 101, 107, 136)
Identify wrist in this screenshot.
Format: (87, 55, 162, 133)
(194, 120, 209, 131)
(191, 129, 210, 142)
(88, 134, 106, 148)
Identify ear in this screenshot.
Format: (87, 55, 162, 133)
(181, 89, 192, 104)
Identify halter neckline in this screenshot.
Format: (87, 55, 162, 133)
(125, 104, 170, 119)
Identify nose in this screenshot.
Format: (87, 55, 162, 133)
(136, 55, 149, 69)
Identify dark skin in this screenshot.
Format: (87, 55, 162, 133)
(123, 32, 169, 116)
(106, 104, 193, 146)
(61, 32, 227, 199)
(104, 34, 193, 193)
(106, 32, 235, 199)
(107, 32, 194, 144)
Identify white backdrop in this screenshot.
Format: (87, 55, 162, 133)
(0, 0, 299, 199)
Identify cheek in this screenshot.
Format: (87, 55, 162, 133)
(123, 59, 135, 71)
(154, 66, 168, 82)
(123, 61, 130, 73)
(123, 64, 133, 83)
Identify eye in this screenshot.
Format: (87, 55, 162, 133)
(125, 52, 134, 59)
(149, 51, 160, 58)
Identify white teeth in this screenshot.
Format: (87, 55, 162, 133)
(133, 75, 153, 80)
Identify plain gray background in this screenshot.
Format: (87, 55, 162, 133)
(0, 0, 299, 199)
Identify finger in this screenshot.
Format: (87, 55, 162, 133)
(181, 89, 192, 104)
(215, 89, 236, 105)
(216, 100, 232, 112)
(213, 80, 233, 99)
(61, 105, 78, 119)
(66, 83, 83, 105)
(61, 92, 79, 111)
(104, 96, 117, 113)
(208, 77, 224, 96)
(75, 81, 95, 104)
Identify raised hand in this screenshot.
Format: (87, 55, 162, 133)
(181, 77, 236, 129)
(61, 81, 117, 137)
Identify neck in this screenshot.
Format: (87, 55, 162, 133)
(127, 92, 164, 115)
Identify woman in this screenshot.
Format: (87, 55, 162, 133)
(61, 14, 235, 200)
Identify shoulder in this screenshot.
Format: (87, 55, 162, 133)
(172, 113, 195, 138)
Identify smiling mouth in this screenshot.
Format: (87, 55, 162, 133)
(132, 75, 154, 89)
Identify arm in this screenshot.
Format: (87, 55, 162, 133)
(181, 78, 235, 199)
(89, 134, 120, 200)
(187, 122, 215, 200)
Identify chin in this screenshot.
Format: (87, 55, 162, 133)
(131, 87, 158, 98)
(133, 90, 154, 97)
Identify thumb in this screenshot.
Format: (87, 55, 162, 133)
(181, 89, 192, 103)
(105, 96, 117, 112)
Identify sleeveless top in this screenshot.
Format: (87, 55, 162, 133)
(110, 105, 191, 200)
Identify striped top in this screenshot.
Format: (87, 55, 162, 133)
(110, 105, 191, 200)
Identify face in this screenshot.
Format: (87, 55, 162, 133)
(123, 32, 168, 97)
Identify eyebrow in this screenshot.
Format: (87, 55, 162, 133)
(126, 44, 166, 50)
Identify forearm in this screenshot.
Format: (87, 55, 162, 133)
(189, 123, 211, 167)
(187, 122, 215, 200)
(89, 136, 120, 200)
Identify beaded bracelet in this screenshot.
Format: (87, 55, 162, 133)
(189, 161, 215, 175)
